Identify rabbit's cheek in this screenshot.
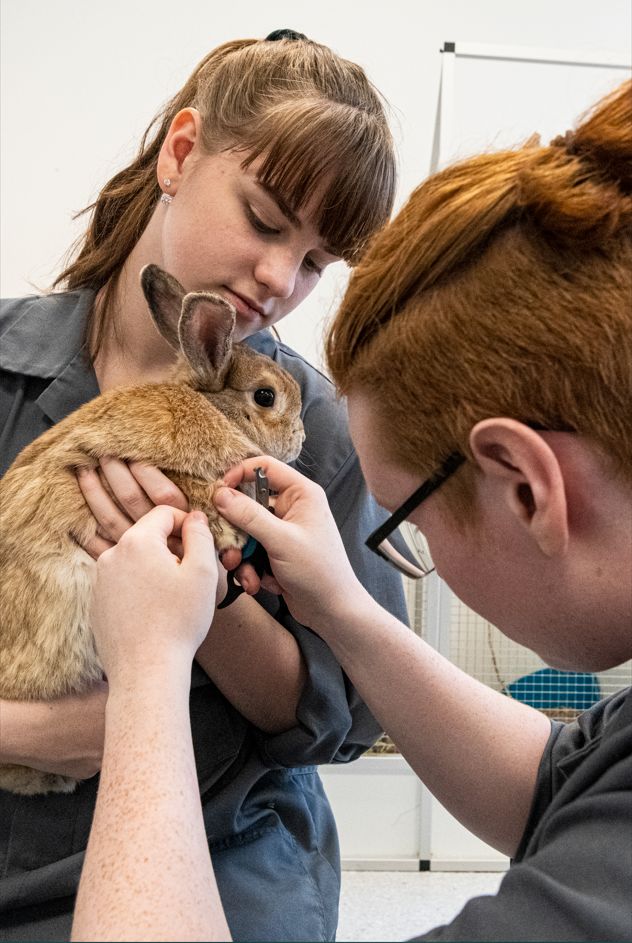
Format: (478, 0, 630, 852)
(288, 428, 306, 461)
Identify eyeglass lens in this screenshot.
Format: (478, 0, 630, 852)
(377, 523, 434, 579)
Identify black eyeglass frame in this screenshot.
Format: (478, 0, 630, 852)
(365, 451, 466, 577)
(365, 421, 573, 578)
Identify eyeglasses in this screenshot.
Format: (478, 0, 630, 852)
(365, 451, 466, 579)
(365, 421, 574, 579)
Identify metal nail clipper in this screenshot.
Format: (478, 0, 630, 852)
(217, 467, 274, 609)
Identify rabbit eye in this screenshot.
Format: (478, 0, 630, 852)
(254, 388, 276, 408)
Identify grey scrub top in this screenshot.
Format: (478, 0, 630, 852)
(413, 685, 632, 942)
(0, 289, 410, 942)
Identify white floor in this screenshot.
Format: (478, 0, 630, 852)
(337, 870, 504, 942)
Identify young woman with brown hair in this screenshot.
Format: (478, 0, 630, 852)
(0, 30, 408, 942)
(74, 81, 631, 940)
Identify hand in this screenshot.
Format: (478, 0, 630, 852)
(214, 456, 364, 631)
(92, 506, 218, 687)
(77, 459, 188, 559)
(0, 683, 108, 779)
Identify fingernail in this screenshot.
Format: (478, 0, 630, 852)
(190, 511, 208, 524)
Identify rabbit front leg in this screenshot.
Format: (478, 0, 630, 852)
(166, 474, 250, 553)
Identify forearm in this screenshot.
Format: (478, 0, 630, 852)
(322, 589, 551, 857)
(0, 697, 92, 768)
(72, 660, 230, 942)
(0, 688, 106, 778)
(0, 698, 41, 764)
(195, 595, 306, 733)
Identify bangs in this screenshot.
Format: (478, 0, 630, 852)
(238, 100, 396, 263)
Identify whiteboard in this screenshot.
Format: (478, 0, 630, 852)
(431, 42, 631, 172)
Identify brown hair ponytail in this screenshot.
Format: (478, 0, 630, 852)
(56, 40, 258, 355)
(59, 40, 258, 295)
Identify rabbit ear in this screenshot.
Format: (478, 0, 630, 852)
(140, 264, 185, 351)
(178, 292, 236, 390)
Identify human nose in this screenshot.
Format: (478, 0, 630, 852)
(254, 248, 301, 299)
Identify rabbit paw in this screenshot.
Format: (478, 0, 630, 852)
(167, 474, 251, 554)
(207, 512, 248, 554)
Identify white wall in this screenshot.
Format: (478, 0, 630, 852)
(2, 0, 630, 369)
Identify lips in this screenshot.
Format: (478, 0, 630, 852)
(221, 287, 266, 320)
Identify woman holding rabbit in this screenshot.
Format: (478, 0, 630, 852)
(0, 30, 408, 942)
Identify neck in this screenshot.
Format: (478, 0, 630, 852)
(93, 210, 176, 392)
(569, 467, 632, 668)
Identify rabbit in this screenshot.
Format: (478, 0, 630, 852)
(0, 264, 305, 795)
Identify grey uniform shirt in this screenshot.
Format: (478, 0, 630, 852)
(413, 685, 632, 942)
(0, 289, 409, 942)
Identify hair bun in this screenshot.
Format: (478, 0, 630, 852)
(549, 129, 577, 152)
(265, 29, 308, 41)
(519, 80, 632, 246)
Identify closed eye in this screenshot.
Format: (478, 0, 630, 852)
(247, 201, 327, 277)
(302, 255, 323, 276)
(246, 205, 280, 236)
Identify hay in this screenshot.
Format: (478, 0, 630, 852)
(365, 707, 582, 757)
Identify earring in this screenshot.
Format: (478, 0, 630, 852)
(161, 177, 173, 204)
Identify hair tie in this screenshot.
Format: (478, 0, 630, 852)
(550, 129, 579, 156)
(265, 28, 308, 41)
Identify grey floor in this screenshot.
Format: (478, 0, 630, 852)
(337, 870, 504, 942)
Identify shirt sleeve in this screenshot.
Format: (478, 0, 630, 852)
(411, 768, 632, 941)
(251, 343, 410, 767)
(410, 692, 632, 941)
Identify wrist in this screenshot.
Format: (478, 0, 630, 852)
(315, 582, 377, 641)
(105, 650, 194, 700)
(104, 667, 194, 769)
(317, 591, 413, 690)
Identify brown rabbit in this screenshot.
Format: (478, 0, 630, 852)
(0, 264, 305, 795)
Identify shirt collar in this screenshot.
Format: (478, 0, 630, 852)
(0, 290, 95, 376)
(0, 294, 279, 425)
(0, 289, 100, 423)
(36, 345, 101, 423)
(245, 328, 278, 357)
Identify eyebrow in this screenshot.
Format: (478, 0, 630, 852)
(257, 181, 301, 227)
(256, 179, 339, 258)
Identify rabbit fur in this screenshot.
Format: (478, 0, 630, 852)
(0, 264, 304, 795)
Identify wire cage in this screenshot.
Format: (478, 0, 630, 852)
(367, 569, 631, 755)
(443, 595, 631, 720)
(409, 574, 631, 720)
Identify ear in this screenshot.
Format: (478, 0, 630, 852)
(156, 107, 202, 194)
(469, 418, 569, 558)
(178, 292, 236, 391)
(140, 264, 185, 350)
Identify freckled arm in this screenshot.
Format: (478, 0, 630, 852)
(71, 664, 231, 942)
